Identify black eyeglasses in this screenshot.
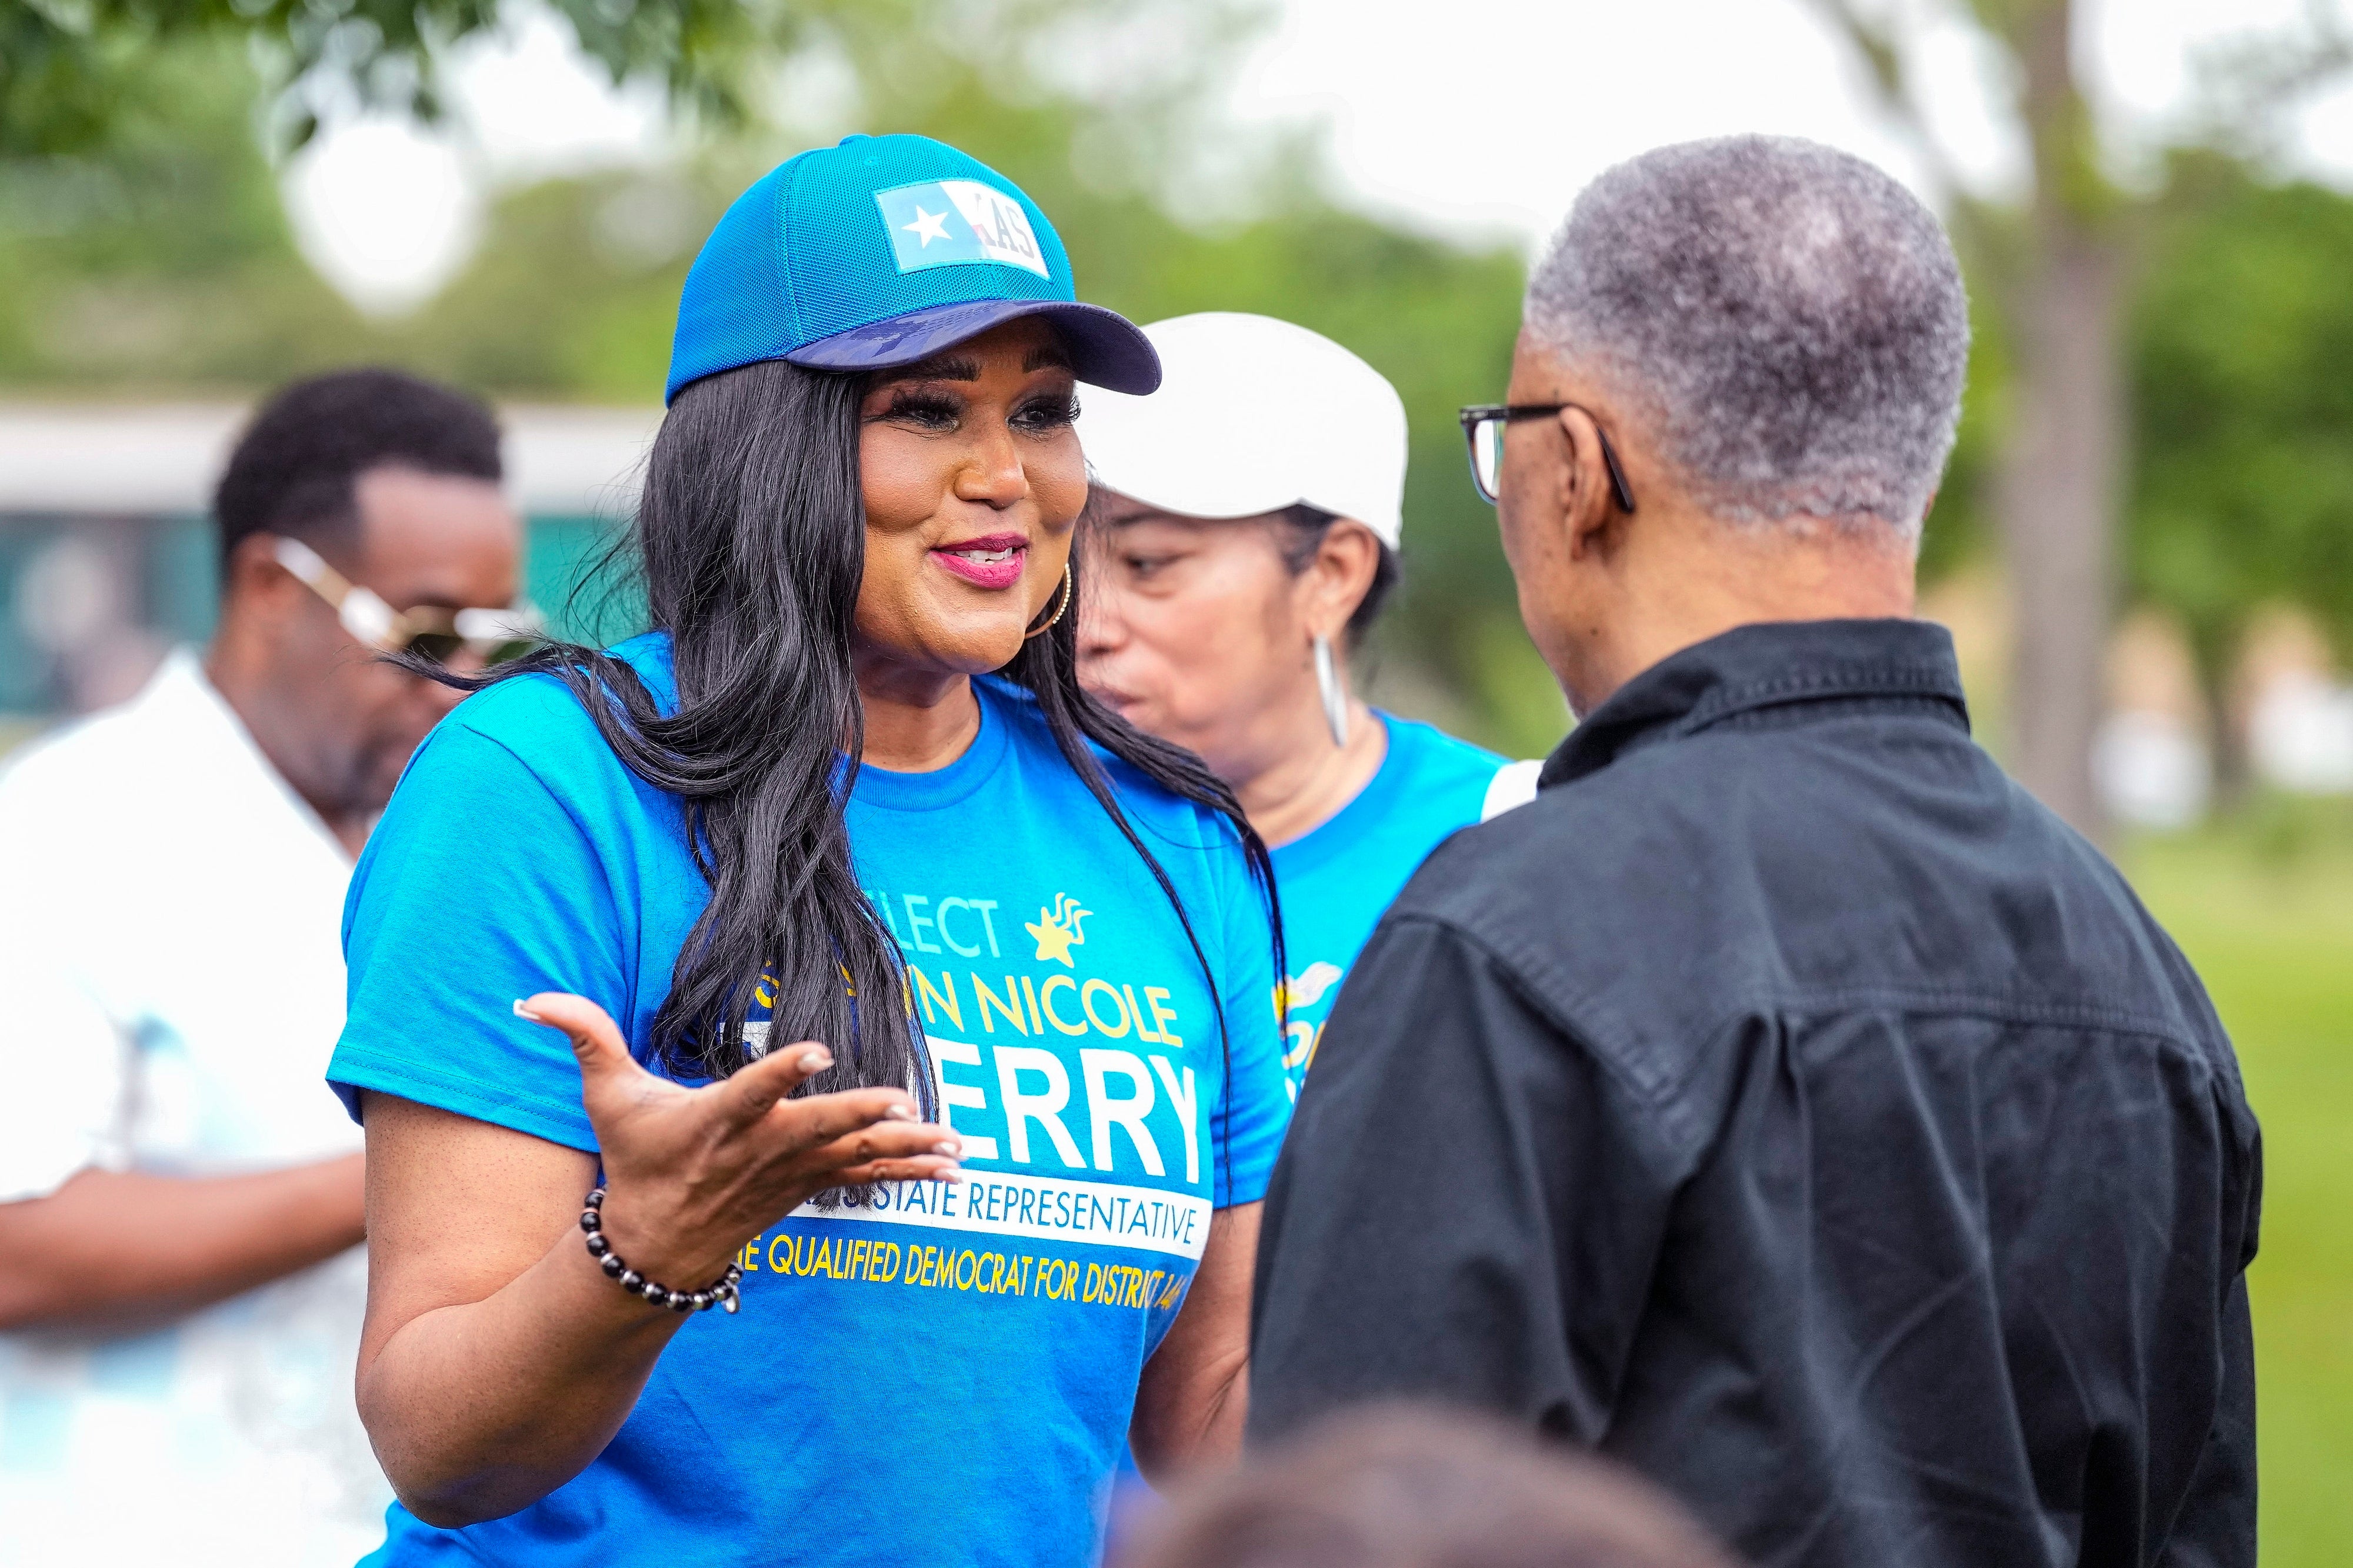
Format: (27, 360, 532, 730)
(1458, 403, 1637, 513)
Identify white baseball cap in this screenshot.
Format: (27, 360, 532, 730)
(1076, 312, 1409, 550)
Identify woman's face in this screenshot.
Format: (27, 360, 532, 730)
(855, 317, 1086, 681)
(1078, 496, 1327, 782)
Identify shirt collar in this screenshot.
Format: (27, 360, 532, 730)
(143, 646, 358, 865)
(1538, 618, 1970, 790)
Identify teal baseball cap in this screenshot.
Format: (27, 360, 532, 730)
(664, 133, 1160, 405)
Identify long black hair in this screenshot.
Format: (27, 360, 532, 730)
(458, 356, 1281, 1120)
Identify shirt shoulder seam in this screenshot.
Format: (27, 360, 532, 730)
(1379, 915, 2225, 1141)
(443, 712, 628, 855)
(1762, 984, 2212, 1052)
(1377, 913, 1709, 1147)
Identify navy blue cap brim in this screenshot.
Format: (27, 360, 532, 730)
(785, 299, 1162, 394)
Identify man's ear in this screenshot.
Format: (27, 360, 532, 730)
(219, 532, 307, 626)
(1556, 406, 1619, 562)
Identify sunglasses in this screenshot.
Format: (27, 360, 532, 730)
(271, 535, 542, 666)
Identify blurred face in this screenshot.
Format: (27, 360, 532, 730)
(854, 318, 1086, 685)
(311, 461, 522, 805)
(1078, 496, 1325, 783)
(219, 459, 522, 838)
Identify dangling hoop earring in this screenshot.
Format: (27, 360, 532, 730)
(1314, 633, 1349, 748)
(1024, 564, 1074, 640)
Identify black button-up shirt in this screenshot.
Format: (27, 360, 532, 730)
(1249, 619, 2259, 1568)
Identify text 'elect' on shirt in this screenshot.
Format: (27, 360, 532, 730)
(326, 633, 1288, 1568)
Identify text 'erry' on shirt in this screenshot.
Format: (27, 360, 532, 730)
(328, 633, 1289, 1568)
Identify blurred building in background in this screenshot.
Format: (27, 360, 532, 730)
(2096, 605, 2353, 829)
(7, 396, 2352, 828)
(0, 403, 656, 754)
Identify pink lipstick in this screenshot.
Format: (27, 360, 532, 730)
(931, 533, 1028, 590)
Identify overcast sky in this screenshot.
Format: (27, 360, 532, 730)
(285, 0, 2353, 314)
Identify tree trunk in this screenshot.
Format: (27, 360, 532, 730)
(1992, 0, 2124, 846)
(1996, 227, 2123, 842)
(2192, 623, 2253, 812)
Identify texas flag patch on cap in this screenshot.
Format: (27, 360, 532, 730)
(876, 179, 1051, 279)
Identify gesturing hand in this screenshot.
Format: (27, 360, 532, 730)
(516, 992, 961, 1291)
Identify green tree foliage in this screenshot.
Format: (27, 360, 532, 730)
(0, 0, 778, 155)
(385, 170, 718, 400)
(16, 3, 2353, 763)
(2130, 149, 2353, 782)
(0, 1, 1564, 748)
(0, 41, 372, 387)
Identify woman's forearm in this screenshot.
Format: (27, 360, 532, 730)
(0, 1157, 364, 1332)
(1130, 1203, 1258, 1483)
(361, 1225, 691, 1526)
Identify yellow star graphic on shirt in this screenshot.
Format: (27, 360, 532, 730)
(1025, 892, 1091, 967)
(902, 204, 952, 247)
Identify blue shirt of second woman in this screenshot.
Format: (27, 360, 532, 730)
(1268, 715, 1515, 1099)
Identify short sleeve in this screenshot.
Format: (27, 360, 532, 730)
(1207, 829, 1288, 1208)
(0, 926, 131, 1202)
(0, 776, 132, 1202)
(328, 716, 629, 1153)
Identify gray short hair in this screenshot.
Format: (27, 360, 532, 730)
(1525, 135, 1969, 536)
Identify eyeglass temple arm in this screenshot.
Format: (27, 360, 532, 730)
(271, 535, 401, 645)
(1459, 405, 1638, 515)
(1595, 433, 1637, 515)
(271, 535, 351, 599)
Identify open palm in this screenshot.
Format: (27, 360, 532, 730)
(517, 992, 961, 1289)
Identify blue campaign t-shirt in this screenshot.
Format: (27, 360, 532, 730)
(1269, 714, 1518, 1099)
(326, 633, 1288, 1568)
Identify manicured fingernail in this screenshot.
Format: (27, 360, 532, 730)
(884, 1103, 918, 1121)
(933, 1140, 961, 1156)
(799, 1049, 831, 1072)
(932, 1166, 965, 1183)
(512, 999, 545, 1023)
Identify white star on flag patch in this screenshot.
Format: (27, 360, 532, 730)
(902, 205, 952, 247)
(875, 180, 1051, 278)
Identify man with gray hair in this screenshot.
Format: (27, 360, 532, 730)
(1248, 136, 2257, 1568)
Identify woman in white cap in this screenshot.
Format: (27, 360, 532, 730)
(1078, 313, 1537, 1102)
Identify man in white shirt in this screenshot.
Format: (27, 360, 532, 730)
(0, 368, 526, 1565)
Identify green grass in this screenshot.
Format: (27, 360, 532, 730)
(2122, 799, 2353, 1565)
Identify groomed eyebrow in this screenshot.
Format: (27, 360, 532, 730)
(883, 353, 981, 383)
(878, 338, 1072, 387)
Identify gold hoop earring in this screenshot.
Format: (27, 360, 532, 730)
(1024, 563, 1074, 640)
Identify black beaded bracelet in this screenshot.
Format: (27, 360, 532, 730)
(578, 1187, 744, 1315)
